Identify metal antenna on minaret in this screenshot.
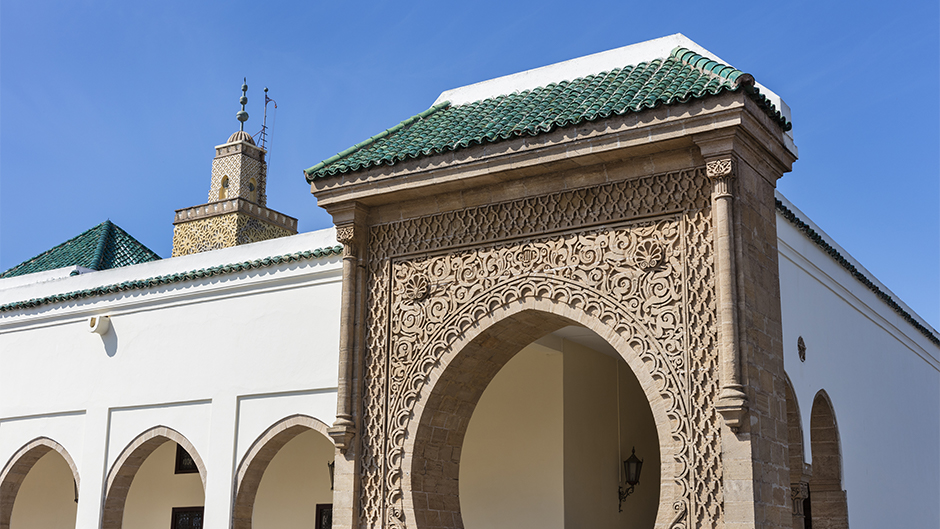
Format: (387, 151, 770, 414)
(257, 87, 277, 151)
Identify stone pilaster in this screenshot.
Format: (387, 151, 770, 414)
(696, 127, 795, 529)
(708, 157, 749, 432)
(326, 203, 369, 529)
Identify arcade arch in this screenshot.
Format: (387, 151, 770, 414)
(809, 391, 849, 529)
(233, 415, 335, 529)
(784, 377, 810, 529)
(102, 426, 206, 529)
(0, 437, 79, 529)
(402, 305, 674, 529)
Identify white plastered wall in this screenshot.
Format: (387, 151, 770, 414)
(776, 193, 940, 529)
(0, 229, 343, 529)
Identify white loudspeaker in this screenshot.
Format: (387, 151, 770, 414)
(88, 315, 110, 335)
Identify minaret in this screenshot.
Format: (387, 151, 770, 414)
(172, 80, 297, 257)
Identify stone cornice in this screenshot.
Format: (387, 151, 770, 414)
(215, 139, 265, 161)
(174, 198, 298, 233)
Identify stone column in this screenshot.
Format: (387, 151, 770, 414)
(329, 223, 359, 451)
(708, 157, 749, 431)
(696, 128, 795, 529)
(326, 203, 368, 529)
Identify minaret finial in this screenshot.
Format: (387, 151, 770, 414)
(236, 78, 249, 131)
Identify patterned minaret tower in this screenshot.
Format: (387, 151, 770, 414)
(172, 80, 297, 257)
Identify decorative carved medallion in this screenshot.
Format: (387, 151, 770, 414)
(634, 239, 664, 269)
(359, 167, 722, 528)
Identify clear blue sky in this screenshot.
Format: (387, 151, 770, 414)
(1, 0, 937, 328)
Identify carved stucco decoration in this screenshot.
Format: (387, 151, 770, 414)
(171, 214, 293, 257)
(790, 481, 809, 516)
(359, 167, 723, 528)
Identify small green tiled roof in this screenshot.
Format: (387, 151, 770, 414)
(305, 47, 791, 181)
(1, 221, 161, 278)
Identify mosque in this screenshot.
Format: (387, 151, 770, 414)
(1, 34, 937, 529)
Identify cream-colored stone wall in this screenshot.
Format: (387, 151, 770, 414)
(617, 359, 661, 528)
(252, 429, 335, 528)
(459, 336, 660, 529)
(9, 452, 77, 529)
(459, 343, 564, 529)
(172, 213, 240, 256)
(122, 442, 204, 529)
(563, 339, 620, 528)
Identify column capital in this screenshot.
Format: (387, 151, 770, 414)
(336, 224, 357, 244)
(706, 158, 735, 179)
(790, 481, 809, 516)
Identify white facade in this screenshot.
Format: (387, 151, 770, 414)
(775, 193, 940, 528)
(0, 229, 343, 529)
(2, 195, 937, 528)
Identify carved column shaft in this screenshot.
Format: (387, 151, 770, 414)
(330, 224, 359, 451)
(708, 158, 748, 431)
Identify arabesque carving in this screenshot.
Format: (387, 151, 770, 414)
(359, 167, 723, 528)
(171, 213, 293, 257)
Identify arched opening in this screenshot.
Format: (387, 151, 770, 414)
(0, 437, 79, 529)
(219, 176, 229, 200)
(404, 308, 671, 529)
(233, 415, 335, 529)
(809, 391, 848, 529)
(247, 178, 258, 203)
(102, 427, 206, 529)
(784, 377, 810, 529)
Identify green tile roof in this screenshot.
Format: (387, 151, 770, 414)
(305, 47, 791, 181)
(0, 220, 161, 279)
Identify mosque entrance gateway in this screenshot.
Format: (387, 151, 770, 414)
(312, 35, 797, 529)
(315, 156, 763, 528)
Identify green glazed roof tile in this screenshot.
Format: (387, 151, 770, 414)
(0, 220, 161, 278)
(305, 47, 791, 181)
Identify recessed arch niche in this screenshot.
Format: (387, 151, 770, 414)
(101, 426, 206, 529)
(232, 414, 335, 529)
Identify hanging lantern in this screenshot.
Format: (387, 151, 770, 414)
(618, 447, 643, 512)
